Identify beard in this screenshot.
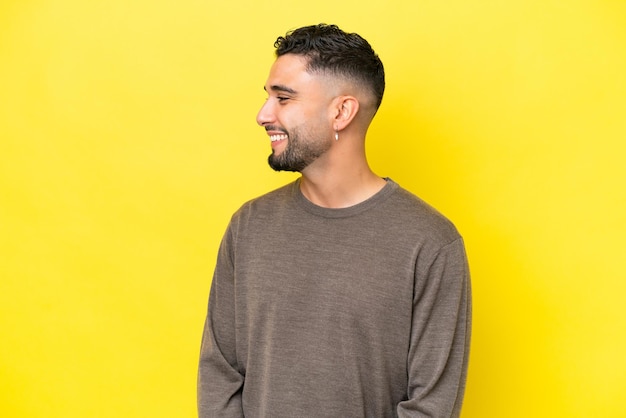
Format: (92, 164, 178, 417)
(268, 125, 331, 172)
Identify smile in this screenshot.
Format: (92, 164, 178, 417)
(270, 134, 288, 142)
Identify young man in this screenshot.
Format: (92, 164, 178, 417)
(198, 24, 471, 417)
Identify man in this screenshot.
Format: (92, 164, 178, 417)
(198, 24, 471, 417)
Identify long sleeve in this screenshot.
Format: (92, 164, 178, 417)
(197, 226, 244, 418)
(397, 238, 472, 417)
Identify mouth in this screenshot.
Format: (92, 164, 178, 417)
(265, 128, 288, 150)
(269, 134, 288, 142)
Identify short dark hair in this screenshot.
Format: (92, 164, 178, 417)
(274, 24, 385, 110)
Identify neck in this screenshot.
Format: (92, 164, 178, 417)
(299, 155, 386, 209)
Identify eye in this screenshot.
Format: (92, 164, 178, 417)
(277, 96, 289, 103)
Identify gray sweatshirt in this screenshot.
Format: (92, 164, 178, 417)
(198, 179, 471, 417)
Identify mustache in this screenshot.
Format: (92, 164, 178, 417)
(264, 125, 288, 134)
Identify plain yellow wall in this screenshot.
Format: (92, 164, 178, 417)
(1, 0, 625, 417)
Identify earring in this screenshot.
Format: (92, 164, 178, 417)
(334, 130, 339, 141)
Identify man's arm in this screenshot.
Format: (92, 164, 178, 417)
(198, 226, 244, 418)
(398, 238, 472, 417)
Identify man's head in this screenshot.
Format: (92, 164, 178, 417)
(274, 24, 385, 111)
(257, 24, 384, 173)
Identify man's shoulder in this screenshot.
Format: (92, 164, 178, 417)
(232, 180, 296, 218)
(386, 181, 462, 245)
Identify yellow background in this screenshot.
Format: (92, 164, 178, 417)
(2, 0, 625, 416)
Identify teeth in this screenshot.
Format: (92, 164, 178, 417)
(270, 134, 288, 142)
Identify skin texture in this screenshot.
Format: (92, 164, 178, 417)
(256, 54, 386, 209)
(258, 55, 334, 172)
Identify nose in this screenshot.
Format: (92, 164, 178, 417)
(256, 99, 275, 126)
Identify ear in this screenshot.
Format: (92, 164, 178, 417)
(330, 95, 360, 132)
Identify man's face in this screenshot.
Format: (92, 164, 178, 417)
(256, 54, 334, 172)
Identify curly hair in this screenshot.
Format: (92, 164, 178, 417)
(274, 24, 385, 110)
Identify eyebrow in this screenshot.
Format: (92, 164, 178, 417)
(264, 84, 298, 95)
